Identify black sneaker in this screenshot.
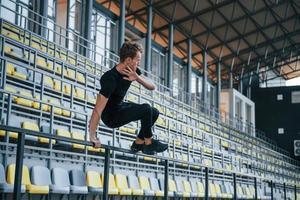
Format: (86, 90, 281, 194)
(142, 139, 168, 155)
(130, 141, 144, 153)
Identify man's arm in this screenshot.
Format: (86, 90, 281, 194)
(136, 75, 156, 90)
(89, 94, 109, 147)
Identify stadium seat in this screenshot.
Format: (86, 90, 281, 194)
(100, 174, 118, 195)
(148, 177, 164, 197)
(14, 90, 33, 108)
(190, 180, 205, 198)
(56, 129, 72, 146)
(76, 72, 85, 84)
(69, 170, 88, 194)
(71, 132, 85, 149)
(74, 87, 85, 100)
(0, 163, 25, 193)
(138, 176, 155, 196)
(86, 171, 103, 194)
(29, 165, 52, 194)
(127, 175, 144, 195)
(63, 83, 72, 96)
(48, 98, 62, 115)
(158, 178, 175, 197)
(53, 79, 62, 92)
(182, 180, 197, 197)
(21, 121, 39, 141)
(50, 168, 70, 194)
(175, 179, 190, 197)
(115, 174, 131, 195)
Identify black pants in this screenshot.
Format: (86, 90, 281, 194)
(102, 102, 159, 139)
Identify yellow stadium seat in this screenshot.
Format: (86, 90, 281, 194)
(87, 95, 96, 104)
(57, 129, 71, 138)
(101, 174, 118, 195)
(183, 180, 194, 197)
(68, 57, 76, 65)
(138, 176, 153, 193)
(55, 63, 62, 74)
(86, 134, 103, 153)
(115, 174, 132, 195)
(62, 109, 71, 117)
(14, 91, 33, 107)
(209, 183, 217, 198)
(53, 80, 61, 91)
(71, 132, 85, 149)
(43, 76, 54, 88)
(75, 87, 85, 100)
(76, 73, 85, 84)
(64, 84, 71, 95)
(6, 63, 14, 75)
(86, 171, 102, 190)
(195, 181, 205, 197)
(67, 69, 75, 80)
(48, 99, 62, 115)
(203, 159, 212, 167)
(22, 121, 39, 132)
(7, 164, 49, 194)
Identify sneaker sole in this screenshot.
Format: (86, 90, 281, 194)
(155, 145, 168, 153)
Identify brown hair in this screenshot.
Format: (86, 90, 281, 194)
(119, 41, 143, 62)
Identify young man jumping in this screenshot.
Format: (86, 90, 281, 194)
(89, 41, 168, 155)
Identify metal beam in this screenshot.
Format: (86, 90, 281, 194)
(187, 39, 192, 93)
(118, 0, 125, 48)
(144, 0, 153, 73)
(202, 51, 207, 104)
(216, 62, 221, 112)
(167, 23, 174, 89)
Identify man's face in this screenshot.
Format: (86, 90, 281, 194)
(126, 51, 141, 71)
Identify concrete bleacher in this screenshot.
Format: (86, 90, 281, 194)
(0, 15, 299, 200)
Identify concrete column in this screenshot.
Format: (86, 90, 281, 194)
(118, 0, 125, 49)
(144, 0, 153, 74)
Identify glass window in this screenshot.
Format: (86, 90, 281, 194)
(68, 0, 82, 52)
(1, 0, 17, 24)
(173, 62, 186, 98)
(151, 48, 166, 89)
(91, 9, 117, 67)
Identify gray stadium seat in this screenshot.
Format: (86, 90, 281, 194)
(149, 177, 164, 197)
(50, 167, 70, 194)
(175, 179, 189, 197)
(0, 163, 25, 193)
(31, 166, 51, 189)
(69, 170, 88, 194)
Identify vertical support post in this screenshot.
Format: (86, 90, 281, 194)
(216, 62, 221, 115)
(144, 0, 153, 74)
(233, 173, 237, 200)
(187, 39, 192, 95)
(284, 182, 286, 200)
(82, 0, 93, 57)
(254, 177, 258, 200)
(167, 24, 174, 90)
(118, 0, 125, 49)
(202, 51, 207, 111)
(102, 149, 110, 200)
(271, 180, 274, 200)
(13, 131, 25, 200)
(205, 167, 209, 200)
(295, 185, 297, 200)
(41, 0, 48, 38)
(163, 160, 169, 200)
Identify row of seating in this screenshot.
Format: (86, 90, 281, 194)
(0, 163, 277, 199)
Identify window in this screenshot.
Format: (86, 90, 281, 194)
(173, 62, 186, 100)
(151, 48, 166, 89)
(68, 0, 82, 52)
(291, 91, 300, 104)
(90, 9, 117, 67)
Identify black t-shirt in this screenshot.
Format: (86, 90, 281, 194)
(99, 66, 141, 109)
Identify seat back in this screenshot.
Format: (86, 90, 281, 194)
(70, 170, 86, 186)
(196, 181, 204, 194)
(175, 179, 185, 192)
(7, 164, 31, 186)
(183, 180, 192, 193)
(86, 171, 102, 188)
(168, 179, 177, 192)
(115, 174, 129, 190)
(31, 166, 51, 186)
(51, 167, 70, 187)
(139, 176, 151, 190)
(149, 177, 161, 191)
(128, 175, 140, 189)
(0, 163, 6, 183)
(209, 182, 217, 196)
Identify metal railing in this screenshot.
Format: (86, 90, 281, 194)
(1, 124, 299, 200)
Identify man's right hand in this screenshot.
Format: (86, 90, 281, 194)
(90, 133, 101, 148)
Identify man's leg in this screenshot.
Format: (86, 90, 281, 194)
(105, 102, 167, 154)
